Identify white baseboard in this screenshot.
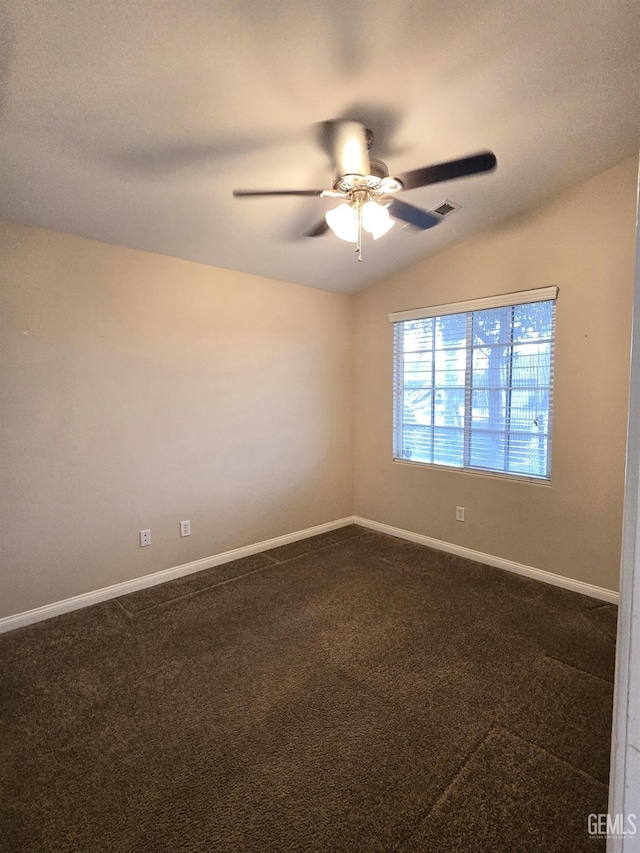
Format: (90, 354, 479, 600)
(0, 517, 354, 634)
(353, 516, 619, 604)
(1, 513, 619, 635)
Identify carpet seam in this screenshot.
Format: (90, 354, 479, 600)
(574, 610, 617, 645)
(543, 653, 614, 685)
(117, 560, 281, 614)
(395, 724, 608, 852)
(113, 596, 136, 618)
(261, 552, 282, 565)
(117, 530, 370, 614)
(585, 601, 617, 613)
(391, 724, 497, 852)
(493, 724, 610, 789)
(264, 529, 369, 564)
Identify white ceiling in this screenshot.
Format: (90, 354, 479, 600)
(0, 0, 638, 293)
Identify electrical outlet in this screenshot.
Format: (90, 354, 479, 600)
(139, 529, 151, 547)
(180, 520, 191, 537)
(456, 506, 465, 522)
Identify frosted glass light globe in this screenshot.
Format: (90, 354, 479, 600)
(325, 204, 358, 243)
(361, 201, 395, 239)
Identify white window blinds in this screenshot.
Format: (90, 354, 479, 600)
(390, 288, 557, 479)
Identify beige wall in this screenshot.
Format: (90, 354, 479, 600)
(0, 223, 352, 617)
(353, 157, 638, 593)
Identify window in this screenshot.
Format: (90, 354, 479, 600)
(391, 287, 557, 480)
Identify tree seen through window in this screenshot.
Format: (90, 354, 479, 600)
(394, 299, 555, 478)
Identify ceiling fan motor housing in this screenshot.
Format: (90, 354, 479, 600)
(333, 163, 403, 197)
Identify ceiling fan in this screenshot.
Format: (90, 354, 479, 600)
(233, 120, 497, 261)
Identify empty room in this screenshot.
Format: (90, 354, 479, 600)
(2, 1, 640, 851)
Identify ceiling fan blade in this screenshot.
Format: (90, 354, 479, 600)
(306, 219, 330, 237)
(330, 120, 371, 177)
(395, 151, 497, 192)
(233, 189, 326, 198)
(388, 198, 442, 230)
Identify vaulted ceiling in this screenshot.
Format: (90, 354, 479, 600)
(0, 0, 638, 292)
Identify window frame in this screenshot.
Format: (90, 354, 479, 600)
(390, 287, 558, 482)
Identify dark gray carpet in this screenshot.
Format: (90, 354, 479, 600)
(0, 526, 616, 852)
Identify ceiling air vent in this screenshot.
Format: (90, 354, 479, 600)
(432, 199, 460, 217)
(400, 199, 461, 234)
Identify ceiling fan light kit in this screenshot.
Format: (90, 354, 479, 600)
(325, 197, 394, 245)
(233, 119, 497, 262)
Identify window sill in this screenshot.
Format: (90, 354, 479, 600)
(392, 457, 552, 486)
